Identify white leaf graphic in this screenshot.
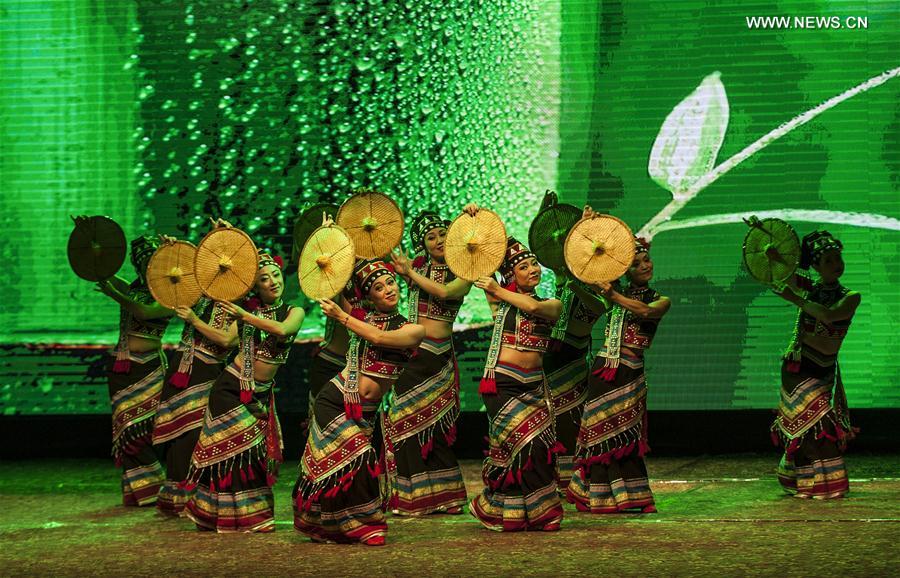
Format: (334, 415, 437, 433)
(652, 210, 900, 236)
(648, 72, 729, 199)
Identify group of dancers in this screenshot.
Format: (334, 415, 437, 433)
(95, 197, 859, 545)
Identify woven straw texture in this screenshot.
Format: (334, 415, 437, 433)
(529, 203, 581, 273)
(444, 209, 507, 282)
(336, 191, 404, 259)
(743, 217, 800, 284)
(194, 227, 258, 301)
(298, 224, 356, 300)
(146, 241, 202, 309)
(564, 215, 635, 283)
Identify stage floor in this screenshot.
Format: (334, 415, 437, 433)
(2, 454, 898, 576)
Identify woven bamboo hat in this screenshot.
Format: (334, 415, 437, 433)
(194, 227, 258, 301)
(742, 216, 800, 285)
(336, 190, 404, 259)
(67, 215, 127, 282)
(564, 214, 635, 283)
(292, 203, 339, 266)
(298, 222, 356, 300)
(146, 240, 203, 309)
(529, 202, 581, 273)
(444, 208, 507, 282)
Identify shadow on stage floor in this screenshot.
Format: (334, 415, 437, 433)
(1, 454, 898, 576)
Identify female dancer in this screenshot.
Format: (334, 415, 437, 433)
(183, 251, 304, 532)
(294, 259, 425, 545)
(470, 231, 565, 532)
(95, 235, 174, 506)
(545, 281, 609, 489)
(770, 230, 859, 499)
(152, 298, 238, 515)
(567, 235, 670, 514)
(386, 210, 471, 515)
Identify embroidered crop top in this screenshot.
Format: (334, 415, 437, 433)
(571, 293, 603, 326)
(794, 274, 853, 342)
(125, 283, 170, 340)
(250, 302, 296, 365)
(359, 312, 414, 380)
(500, 297, 555, 353)
(409, 262, 464, 323)
(178, 299, 232, 360)
(604, 285, 662, 351)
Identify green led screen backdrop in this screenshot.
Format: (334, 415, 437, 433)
(1, 1, 898, 412)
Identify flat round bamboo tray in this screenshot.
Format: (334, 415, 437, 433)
(336, 191, 404, 259)
(564, 215, 635, 283)
(298, 224, 356, 300)
(444, 209, 507, 282)
(529, 202, 582, 273)
(292, 203, 339, 265)
(194, 227, 258, 301)
(67, 216, 127, 281)
(742, 216, 800, 285)
(146, 240, 203, 309)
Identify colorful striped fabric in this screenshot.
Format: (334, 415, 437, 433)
(470, 361, 563, 532)
(386, 336, 466, 515)
(110, 350, 165, 456)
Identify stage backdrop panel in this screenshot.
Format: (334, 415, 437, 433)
(1, 0, 897, 412)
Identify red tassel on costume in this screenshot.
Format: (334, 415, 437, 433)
(247, 466, 256, 481)
(344, 401, 362, 421)
(267, 473, 277, 487)
(786, 361, 801, 374)
(770, 430, 781, 447)
(516, 469, 523, 486)
(209, 479, 216, 492)
(420, 437, 434, 460)
(341, 470, 357, 492)
(367, 462, 382, 478)
(503, 469, 515, 488)
(412, 255, 426, 269)
(240, 468, 248, 484)
(593, 366, 617, 381)
(350, 307, 367, 321)
(112, 359, 132, 374)
(240, 389, 253, 404)
(638, 439, 650, 457)
(169, 371, 190, 388)
(523, 455, 533, 471)
(785, 438, 800, 459)
(479, 377, 497, 395)
(444, 425, 457, 446)
(503, 281, 518, 293)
